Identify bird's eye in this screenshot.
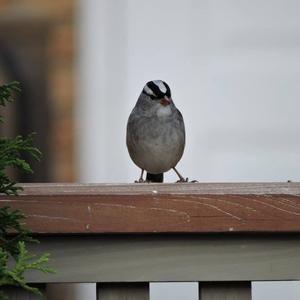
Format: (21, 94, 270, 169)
(154, 92, 165, 100)
(149, 93, 162, 100)
(148, 93, 157, 100)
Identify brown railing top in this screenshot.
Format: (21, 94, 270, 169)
(1, 182, 300, 234)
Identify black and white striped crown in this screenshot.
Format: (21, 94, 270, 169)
(143, 80, 171, 99)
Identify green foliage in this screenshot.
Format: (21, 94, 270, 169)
(0, 210, 54, 300)
(0, 290, 9, 300)
(0, 81, 42, 196)
(0, 229, 54, 296)
(0, 206, 37, 259)
(0, 82, 54, 299)
(0, 134, 42, 195)
(0, 82, 21, 123)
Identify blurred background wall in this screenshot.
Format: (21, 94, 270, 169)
(76, 0, 300, 184)
(0, 0, 75, 182)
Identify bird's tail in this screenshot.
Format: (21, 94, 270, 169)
(146, 173, 164, 183)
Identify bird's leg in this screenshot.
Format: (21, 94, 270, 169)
(135, 169, 145, 183)
(173, 167, 188, 182)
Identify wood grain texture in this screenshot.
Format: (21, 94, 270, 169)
(24, 235, 300, 283)
(1, 183, 300, 234)
(97, 283, 149, 300)
(14, 182, 300, 195)
(200, 282, 251, 300)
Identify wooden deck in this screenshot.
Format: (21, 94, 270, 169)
(1, 182, 300, 234)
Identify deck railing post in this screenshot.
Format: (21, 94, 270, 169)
(200, 282, 251, 300)
(46, 283, 96, 300)
(97, 283, 149, 300)
(2, 286, 45, 300)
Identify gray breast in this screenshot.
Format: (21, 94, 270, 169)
(126, 107, 185, 174)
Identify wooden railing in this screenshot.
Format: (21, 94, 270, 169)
(1, 182, 300, 300)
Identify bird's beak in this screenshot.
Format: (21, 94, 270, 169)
(160, 96, 172, 106)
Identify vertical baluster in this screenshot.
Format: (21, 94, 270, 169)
(200, 282, 251, 300)
(2, 285, 45, 300)
(97, 283, 149, 300)
(47, 283, 96, 300)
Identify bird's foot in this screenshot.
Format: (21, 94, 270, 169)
(176, 178, 198, 183)
(134, 178, 147, 183)
(176, 177, 189, 183)
(134, 169, 147, 183)
(135, 179, 156, 183)
(173, 167, 198, 183)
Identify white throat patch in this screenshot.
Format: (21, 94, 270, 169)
(156, 105, 172, 117)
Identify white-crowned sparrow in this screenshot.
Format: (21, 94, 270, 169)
(126, 80, 187, 182)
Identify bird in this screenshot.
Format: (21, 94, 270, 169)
(126, 80, 187, 183)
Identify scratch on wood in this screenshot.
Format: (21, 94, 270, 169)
(27, 214, 73, 221)
(0, 199, 64, 204)
(200, 196, 257, 212)
(93, 203, 137, 209)
(278, 197, 300, 208)
(149, 207, 191, 223)
(276, 200, 300, 210)
(251, 199, 300, 216)
(171, 198, 243, 221)
(0, 199, 41, 203)
(87, 205, 92, 214)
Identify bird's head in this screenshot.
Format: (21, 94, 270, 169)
(142, 80, 172, 106)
